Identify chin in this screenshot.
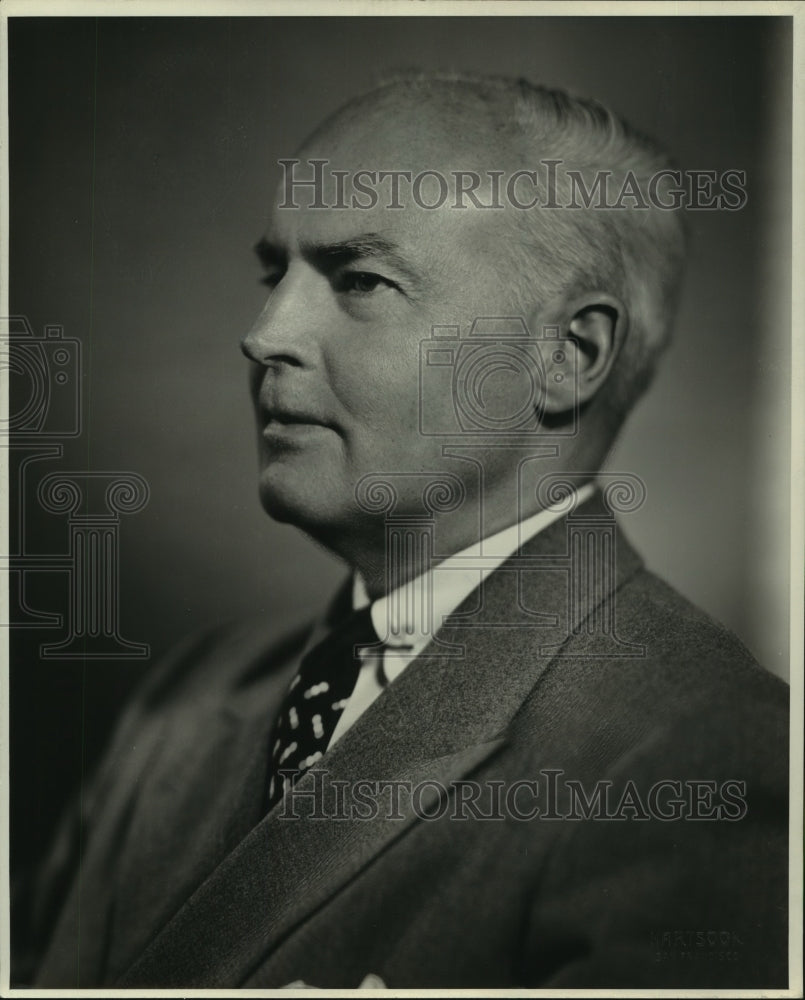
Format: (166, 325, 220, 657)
(258, 475, 383, 568)
(258, 468, 346, 534)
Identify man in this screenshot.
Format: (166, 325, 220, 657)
(27, 74, 788, 989)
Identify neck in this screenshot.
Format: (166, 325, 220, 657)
(320, 441, 604, 601)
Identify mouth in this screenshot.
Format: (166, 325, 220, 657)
(259, 407, 335, 446)
(261, 407, 330, 427)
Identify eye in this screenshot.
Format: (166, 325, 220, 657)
(339, 271, 393, 294)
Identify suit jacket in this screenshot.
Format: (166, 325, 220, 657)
(27, 492, 789, 989)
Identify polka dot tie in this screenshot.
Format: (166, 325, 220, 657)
(265, 604, 378, 812)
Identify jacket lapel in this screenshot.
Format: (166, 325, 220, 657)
(117, 493, 644, 987)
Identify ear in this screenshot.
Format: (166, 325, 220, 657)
(535, 292, 628, 414)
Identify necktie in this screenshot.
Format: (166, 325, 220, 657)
(265, 603, 378, 812)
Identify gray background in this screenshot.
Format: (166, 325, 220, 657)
(8, 16, 792, 871)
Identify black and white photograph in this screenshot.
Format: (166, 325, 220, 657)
(1, 3, 801, 994)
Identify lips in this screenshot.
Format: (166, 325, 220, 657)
(261, 406, 330, 428)
(257, 395, 338, 449)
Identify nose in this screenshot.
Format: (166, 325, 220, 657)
(240, 273, 313, 369)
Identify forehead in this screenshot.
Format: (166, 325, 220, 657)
(265, 182, 518, 299)
(260, 98, 536, 298)
(265, 169, 520, 280)
(272, 95, 525, 230)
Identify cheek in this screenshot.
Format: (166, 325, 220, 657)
(327, 335, 423, 436)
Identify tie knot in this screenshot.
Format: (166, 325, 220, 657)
(305, 604, 377, 669)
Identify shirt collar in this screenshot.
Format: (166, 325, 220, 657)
(353, 481, 596, 655)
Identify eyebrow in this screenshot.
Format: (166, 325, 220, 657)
(254, 232, 425, 289)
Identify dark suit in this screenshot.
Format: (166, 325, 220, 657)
(27, 491, 788, 988)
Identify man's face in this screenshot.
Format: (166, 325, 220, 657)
(243, 113, 535, 550)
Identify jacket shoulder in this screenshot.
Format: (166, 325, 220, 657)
(512, 564, 789, 776)
(614, 566, 786, 693)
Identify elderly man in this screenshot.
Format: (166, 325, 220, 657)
(28, 75, 787, 990)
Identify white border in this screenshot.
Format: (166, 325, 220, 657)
(0, 3, 801, 998)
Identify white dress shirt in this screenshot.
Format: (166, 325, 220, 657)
(327, 482, 595, 748)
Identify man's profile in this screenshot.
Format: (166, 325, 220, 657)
(21, 73, 788, 990)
